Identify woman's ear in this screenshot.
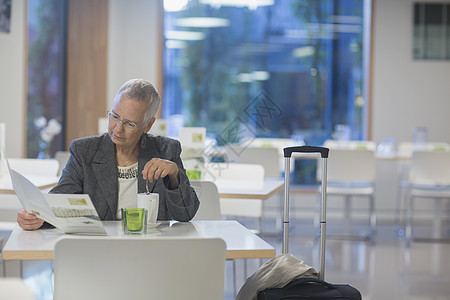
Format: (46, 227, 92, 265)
(143, 117, 156, 133)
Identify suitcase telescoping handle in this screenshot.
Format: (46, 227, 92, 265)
(283, 146, 329, 281)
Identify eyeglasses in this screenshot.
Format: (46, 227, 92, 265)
(107, 111, 144, 131)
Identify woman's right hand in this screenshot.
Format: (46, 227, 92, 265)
(17, 209, 44, 231)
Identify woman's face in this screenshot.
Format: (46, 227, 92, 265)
(108, 96, 153, 149)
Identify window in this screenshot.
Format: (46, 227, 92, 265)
(413, 3, 450, 60)
(27, 0, 67, 158)
(164, 0, 369, 183)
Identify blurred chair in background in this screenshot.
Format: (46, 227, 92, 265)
(54, 151, 70, 177)
(8, 158, 59, 178)
(202, 162, 265, 233)
(179, 127, 207, 178)
(318, 142, 377, 241)
(395, 142, 450, 236)
(190, 180, 239, 296)
(225, 146, 280, 178)
(225, 146, 282, 232)
(97, 117, 108, 135)
(190, 180, 221, 221)
(149, 119, 168, 136)
(324, 139, 377, 151)
(398, 142, 450, 157)
(405, 151, 450, 244)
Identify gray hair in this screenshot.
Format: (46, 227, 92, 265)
(113, 79, 161, 123)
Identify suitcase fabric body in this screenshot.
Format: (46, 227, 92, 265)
(257, 278, 361, 300)
(257, 146, 361, 300)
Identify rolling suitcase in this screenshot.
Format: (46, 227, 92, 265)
(256, 146, 362, 300)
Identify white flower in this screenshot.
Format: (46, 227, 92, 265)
(38, 118, 61, 143)
(47, 118, 62, 136)
(34, 116, 47, 129)
(40, 127, 54, 143)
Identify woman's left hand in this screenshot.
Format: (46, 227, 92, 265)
(142, 158, 179, 189)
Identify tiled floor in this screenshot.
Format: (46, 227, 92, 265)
(2, 218, 450, 300)
(224, 218, 450, 300)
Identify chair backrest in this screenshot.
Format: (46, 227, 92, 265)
(323, 139, 377, 151)
(398, 142, 450, 156)
(202, 162, 265, 181)
(179, 127, 207, 160)
(54, 151, 70, 177)
(8, 158, 59, 177)
(251, 138, 294, 153)
(225, 146, 280, 178)
(409, 151, 450, 185)
(98, 117, 108, 135)
(149, 119, 168, 136)
(54, 237, 226, 300)
(190, 180, 221, 220)
(318, 148, 376, 184)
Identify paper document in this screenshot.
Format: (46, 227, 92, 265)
(5, 154, 106, 235)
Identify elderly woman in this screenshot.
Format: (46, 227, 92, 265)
(18, 79, 199, 230)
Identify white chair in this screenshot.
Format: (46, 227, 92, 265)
(317, 145, 377, 241)
(394, 142, 450, 236)
(190, 180, 240, 296)
(201, 162, 265, 233)
(7, 158, 59, 193)
(0, 278, 35, 300)
(324, 139, 377, 151)
(54, 237, 226, 300)
(97, 117, 108, 135)
(191, 180, 221, 220)
(398, 142, 450, 157)
(405, 151, 450, 244)
(225, 146, 280, 178)
(149, 119, 168, 136)
(251, 138, 294, 153)
(8, 158, 59, 177)
(224, 146, 283, 233)
(179, 127, 207, 171)
(54, 151, 70, 177)
(249, 138, 296, 174)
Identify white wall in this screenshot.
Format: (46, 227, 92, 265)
(372, 0, 450, 146)
(0, 0, 25, 158)
(107, 0, 161, 109)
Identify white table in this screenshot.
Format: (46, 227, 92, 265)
(215, 178, 284, 200)
(2, 220, 276, 261)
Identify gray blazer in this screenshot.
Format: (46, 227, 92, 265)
(50, 133, 199, 221)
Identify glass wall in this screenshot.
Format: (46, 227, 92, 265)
(27, 0, 66, 158)
(163, 0, 368, 147)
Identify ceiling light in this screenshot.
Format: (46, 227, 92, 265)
(200, 0, 274, 9)
(165, 30, 205, 41)
(164, 0, 189, 12)
(292, 46, 315, 58)
(237, 73, 253, 83)
(236, 71, 270, 83)
(176, 17, 230, 28)
(252, 71, 270, 81)
(165, 40, 187, 49)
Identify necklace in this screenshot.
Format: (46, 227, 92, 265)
(118, 163, 138, 179)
